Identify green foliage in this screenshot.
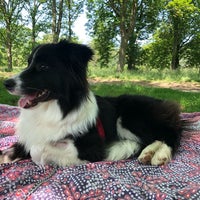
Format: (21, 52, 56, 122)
(86, 0, 117, 67)
(0, 30, 7, 68)
(64, 0, 84, 39)
(0, 0, 85, 71)
(0, 0, 26, 71)
(166, 0, 197, 17)
(141, 0, 200, 69)
(141, 23, 172, 68)
(24, 0, 49, 49)
(184, 33, 200, 67)
(86, 0, 163, 70)
(13, 26, 32, 67)
(167, 0, 200, 69)
(0, 0, 199, 72)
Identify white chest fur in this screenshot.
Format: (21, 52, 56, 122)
(16, 91, 98, 166)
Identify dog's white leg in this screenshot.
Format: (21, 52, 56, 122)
(36, 140, 88, 167)
(106, 140, 141, 161)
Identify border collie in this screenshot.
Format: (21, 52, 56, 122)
(1, 40, 186, 167)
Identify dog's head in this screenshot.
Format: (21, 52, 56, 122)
(4, 40, 93, 112)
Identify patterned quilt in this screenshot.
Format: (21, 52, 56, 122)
(0, 104, 200, 200)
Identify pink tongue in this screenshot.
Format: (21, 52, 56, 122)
(18, 95, 37, 108)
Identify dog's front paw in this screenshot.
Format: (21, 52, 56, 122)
(138, 141, 172, 166)
(138, 150, 155, 165)
(151, 144, 172, 165)
(0, 148, 20, 164)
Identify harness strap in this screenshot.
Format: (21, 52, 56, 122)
(96, 118, 105, 140)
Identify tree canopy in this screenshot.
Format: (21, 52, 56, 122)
(0, 0, 199, 71)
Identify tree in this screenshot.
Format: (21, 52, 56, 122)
(183, 33, 200, 68)
(13, 26, 32, 67)
(107, 0, 137, 71)
(166, 0, 200, 70)
(86, 0, 117, 68)
(24, 0, 47, 49)
(126, 33, 139, 70)
(50, 0, 64, 43)
(45, 0, 84, 43)
(65, 0, 84, 41)
(141, 23, 172, 69)
(87, 0, 136, 71)
(0, 0, 25, 71)
(126, 0, 163, 70)
(0, 28, 7, 68)
(141, 0, 200, 70)
(86, 0, 162, 71)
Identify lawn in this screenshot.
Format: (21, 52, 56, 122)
(1, 76, 200, 113)
(91, 82, 200, 113)
(0, 78, 19, 106)
(88, 65, 200, 83)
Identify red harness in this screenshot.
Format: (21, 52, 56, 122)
(96, 118, 105, 140)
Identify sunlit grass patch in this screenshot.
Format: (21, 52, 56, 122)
(0, 78, 19, 106)
(91, 82, 200, 113)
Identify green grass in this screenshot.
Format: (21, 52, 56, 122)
(88, 66, 200, 83)
(1, 78, 199, 113)
(91, 83, 200, 113)
(0, 78, 19, 106)
(1, 67, 200, 113)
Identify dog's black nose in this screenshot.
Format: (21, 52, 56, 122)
(4, 79, 16, 91)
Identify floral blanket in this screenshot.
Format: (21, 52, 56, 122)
(0, 104, 200, 200)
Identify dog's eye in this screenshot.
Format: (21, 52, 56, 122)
(38, 65, 49, 71)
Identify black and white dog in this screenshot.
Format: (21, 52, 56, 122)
(1, 40, 186, 167)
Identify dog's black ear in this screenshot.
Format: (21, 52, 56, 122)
(57, 40, 94, 66)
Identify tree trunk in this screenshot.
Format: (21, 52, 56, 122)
(67, 0, 72, 41)
(57, 0, 63, 40)
(51, 0, 63, 43)
(31, 0, 37, 49)
(51, 0, 57, 43)
(171, 18, 180, 70)
(127, 33, 137, 70)
(118, 33, 127, 72)
(171, 43, 180, 70)
(117, 1, 127, 72)
(31, 15, 36, 49)
(127, 61, 137, 70)
(116, 0, 137, 72)
(6, 24, 12, 71)
(7, 43, 12, 71)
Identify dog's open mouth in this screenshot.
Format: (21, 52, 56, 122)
(18, 89, 50, 109)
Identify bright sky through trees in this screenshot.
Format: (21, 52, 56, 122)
(73, 10, 90, 44)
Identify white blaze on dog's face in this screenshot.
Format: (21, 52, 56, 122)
(4, 41, 93, 116)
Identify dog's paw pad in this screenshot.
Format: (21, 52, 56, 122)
(151, 155, 170, 166)
(151, 144, 172, 166)
(138, 150, 154, 164)
(138, 141, 172, 166)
